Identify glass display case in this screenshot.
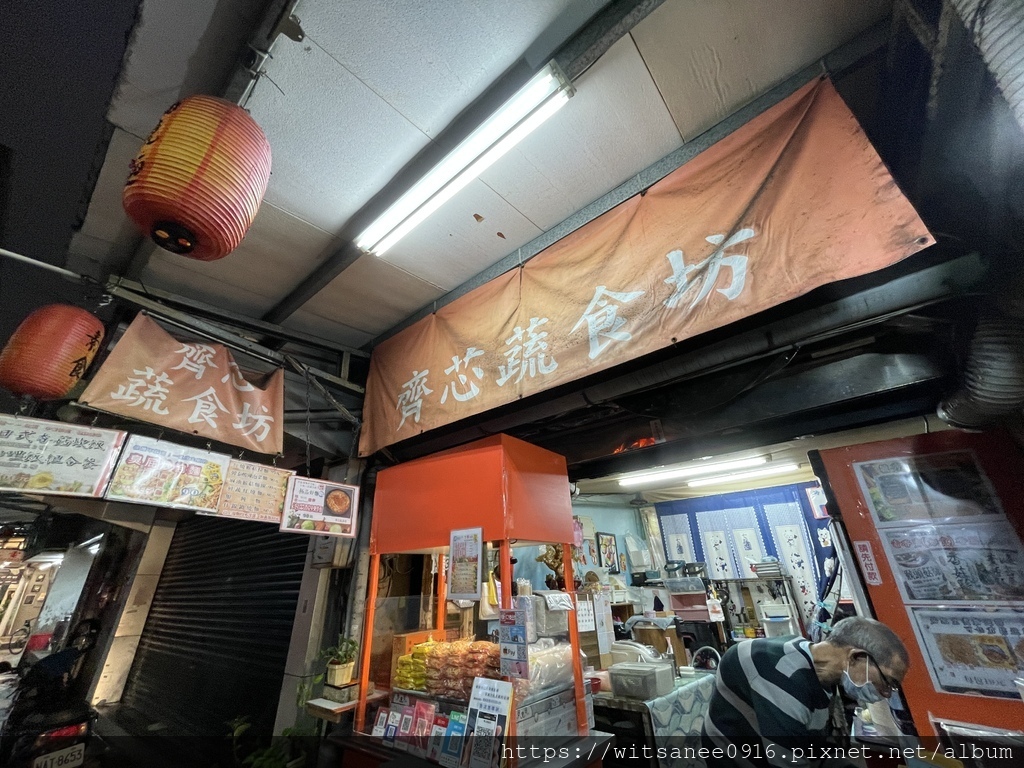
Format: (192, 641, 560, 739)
(353, 435, 589, 763)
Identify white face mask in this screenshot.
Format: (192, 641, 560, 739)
(841, 655, 886, 704)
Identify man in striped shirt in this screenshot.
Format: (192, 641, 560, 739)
(701, 617, 909, 768)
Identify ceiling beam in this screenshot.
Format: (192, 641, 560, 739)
(106, 283, 365, 401)
(108, 276, 369, 358)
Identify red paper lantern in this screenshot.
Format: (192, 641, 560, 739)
(0, 305, 105, 400)
(122, 95, 272, 261)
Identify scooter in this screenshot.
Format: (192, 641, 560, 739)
(0, 620, 100, 768)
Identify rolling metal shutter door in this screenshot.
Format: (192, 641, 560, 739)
(120, 515, 308, 759)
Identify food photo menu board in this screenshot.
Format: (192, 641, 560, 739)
(202, 459, 294, 523)
(281, 476, 359, 538)
(0, 414, 126, 497)
(852, 445, 1024, 701)
(105, 435, 230, 513)
(910, 607, 1024, 699)
(878, 520, 1024, 604)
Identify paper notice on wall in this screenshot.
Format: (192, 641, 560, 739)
(577, 599, 596, 632)
(853, 540, 884, 586)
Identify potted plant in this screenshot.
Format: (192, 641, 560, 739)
(322, 636, 358, 686)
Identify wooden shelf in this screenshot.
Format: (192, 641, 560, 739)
(306, 690, 386, 723)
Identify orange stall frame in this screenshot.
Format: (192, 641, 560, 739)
(354, 434, 589, 739)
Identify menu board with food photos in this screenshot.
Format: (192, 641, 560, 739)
(203, 459, 294, 523)
(105, 435, 229, 513)
(879, 520, 1024, 604)
(281, 476, 358, 538)
(0, 414, 125, 497)
(853, 450, 1002, 526)
(910, 606, 1024, 699)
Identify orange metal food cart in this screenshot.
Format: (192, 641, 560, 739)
(353, 434, 589, 746)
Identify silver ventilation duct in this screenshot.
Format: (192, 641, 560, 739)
(937, 308, 1024, 428)
(950, 0, 1024, 133)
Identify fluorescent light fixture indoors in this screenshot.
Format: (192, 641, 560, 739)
(356, 62, 574, 256)
(686, 462, 801, 488)
(618, 456, 767, 487)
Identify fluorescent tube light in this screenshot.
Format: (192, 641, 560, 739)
(686, 462, 801, 488)
(357, 62, 574, 256)
(618, 456, 767, 487)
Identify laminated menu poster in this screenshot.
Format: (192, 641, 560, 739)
(203, 459, 293, 523)
(909, 606, 1024, 699)
(280, 476, 358, 538)
(465, 678, 513, 768)
(105, 435, 229, 512)
(853, 450, 1002, 526)
(448, 527, 483, 600)
(879, 521, 1024, 603)
(0, 414, 126, 497)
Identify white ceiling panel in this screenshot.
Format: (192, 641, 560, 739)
(378, 178, 543, 290)
(298, 0, 582, 137)
(246, 34, 430, 234)
(282, 308, 375, 350)
(632, 0, 892, 141)
(299, 255, 446, 336)
(138, 252, 280, 318)
(107, 0, 227, 138)
(138, 202, 341, 304)
(479, 34, 683, 231)
(76, 128, 143, 243)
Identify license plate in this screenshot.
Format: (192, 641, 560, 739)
(32, 743, 84, 768)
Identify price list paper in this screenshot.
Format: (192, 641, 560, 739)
(0, 414, 125, 497)
(447, 527, 483, 601)
(204, 459, 294, 523)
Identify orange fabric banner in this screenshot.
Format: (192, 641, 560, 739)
(359, 78, 934, 457)
(81, 314, 284, 454)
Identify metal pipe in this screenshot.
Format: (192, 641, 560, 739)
(354, 552, 380, 734)
(0, 247, 85, 281)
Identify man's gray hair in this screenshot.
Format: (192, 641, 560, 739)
(828, 616, 910, 668)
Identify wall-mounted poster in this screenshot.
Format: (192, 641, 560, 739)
(105, 435, 229, 512)
(597, 532, 619, 573)
(853, 450, 1002, 526)
(909, 606, 1024, 699)
(805, 485, 829, 519)
(879, 520, 1024, 603)
(448, 528, 483, 601)
(205, 459, 294, 523)
(585, 539, 598, 567)
(0, 414, 125, 497)
(281, 477, 359, 538)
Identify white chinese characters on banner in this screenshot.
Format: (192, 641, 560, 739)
(572, 286, 645, 360)
(389, 229, 758, 432)
(80, 315, 284, 454)
(664, 229, 754, 310)
(397, 370, 432, 430)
